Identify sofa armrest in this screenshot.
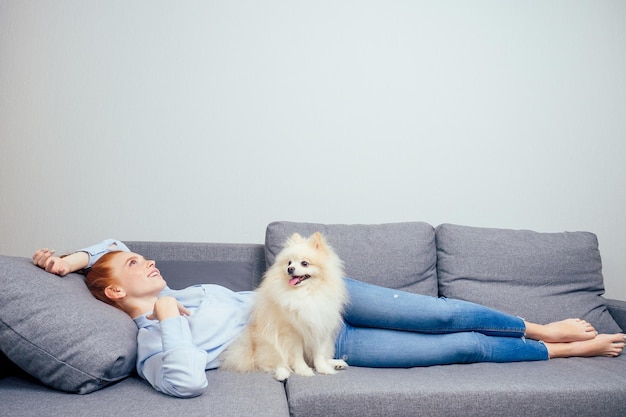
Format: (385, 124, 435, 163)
(605, 298, 626, 331)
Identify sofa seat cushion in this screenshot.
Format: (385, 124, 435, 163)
(265, 221, 438, 296)
(0, 370, 290, 417)
(436, 224, 622, 333)
(0, 256, 138, 394)
(284, 357, 626, 417)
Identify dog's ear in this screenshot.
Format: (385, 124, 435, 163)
(308, 232, 327, 252)
(288, 233, 304, 244)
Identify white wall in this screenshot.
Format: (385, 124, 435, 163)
(2, 1, 625, 298)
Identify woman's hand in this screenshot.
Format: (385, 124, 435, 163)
(147, 296, 190, 321)
(32, 248, 89, 276)
(32, 248, 72, 276)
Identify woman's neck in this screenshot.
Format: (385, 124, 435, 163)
(120, 296, 159, 319)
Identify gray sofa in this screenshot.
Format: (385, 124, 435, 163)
(1, 221, 625, 417)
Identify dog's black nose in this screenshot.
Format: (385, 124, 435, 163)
(287, 266, 295, 274)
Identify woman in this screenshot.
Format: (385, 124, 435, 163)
(33, 239, 625, 398)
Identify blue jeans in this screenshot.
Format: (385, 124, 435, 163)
(335, 278, 549, 367)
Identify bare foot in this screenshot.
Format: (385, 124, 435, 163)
(546, 333, 625, 358)
(525, 319, 597, 343)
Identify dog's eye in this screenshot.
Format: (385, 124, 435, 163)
(288, 261, 292, 266)
(301, 261, 309, 267)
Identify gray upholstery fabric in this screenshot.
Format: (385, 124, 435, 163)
(0, 256, 137, 394)
(436, 224, 622, 333)
(606, 298, 626, 331)
(285, 357, 626, 417)
(0, 370, 290, 417)
(265, 221, 438, 295)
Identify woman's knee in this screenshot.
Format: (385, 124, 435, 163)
(451, 332, 490, 363)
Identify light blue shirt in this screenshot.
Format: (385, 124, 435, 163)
(80, 239, 255, 398)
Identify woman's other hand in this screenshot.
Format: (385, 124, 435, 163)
(147, 296, 190, 321)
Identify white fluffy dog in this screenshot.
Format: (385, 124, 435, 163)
(221, 232, 348, 381)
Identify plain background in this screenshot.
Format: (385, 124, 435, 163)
(1, 1, 625, 299)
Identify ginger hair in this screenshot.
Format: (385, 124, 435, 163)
(84, 251, 124, 309)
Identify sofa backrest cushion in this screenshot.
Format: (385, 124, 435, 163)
(125, 241, 266, 290)
(0, 256, 138, 394)
(436, 224, 622, 333)
(265, 221, 438, 296)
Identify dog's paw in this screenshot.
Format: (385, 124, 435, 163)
(314, 358, 347, 375)
(328, 359, 348, 370)
(274, 367, 291, 381)
(294, 365, 315, 377)
(315, 365, 337, 375)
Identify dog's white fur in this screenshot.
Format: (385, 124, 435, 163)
(221, 232, 348, 381)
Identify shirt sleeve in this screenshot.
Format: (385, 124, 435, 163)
(78, 239, 130, 268)
(137, 316, 210, 398)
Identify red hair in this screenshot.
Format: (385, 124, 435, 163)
(84, 251, 124, 309)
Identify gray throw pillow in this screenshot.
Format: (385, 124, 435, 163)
(0, 256, 138, 393)
(265, 221, 438, 295)
(436, 224, 622, 333)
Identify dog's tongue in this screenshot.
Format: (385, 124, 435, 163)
(289, 277, 301, 286)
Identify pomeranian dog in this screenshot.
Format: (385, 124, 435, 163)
(221, 232, 348, 381)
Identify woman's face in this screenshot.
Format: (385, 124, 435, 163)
(108, 252, 167, 298)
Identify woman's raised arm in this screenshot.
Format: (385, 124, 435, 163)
(32, 239, 130, 276)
